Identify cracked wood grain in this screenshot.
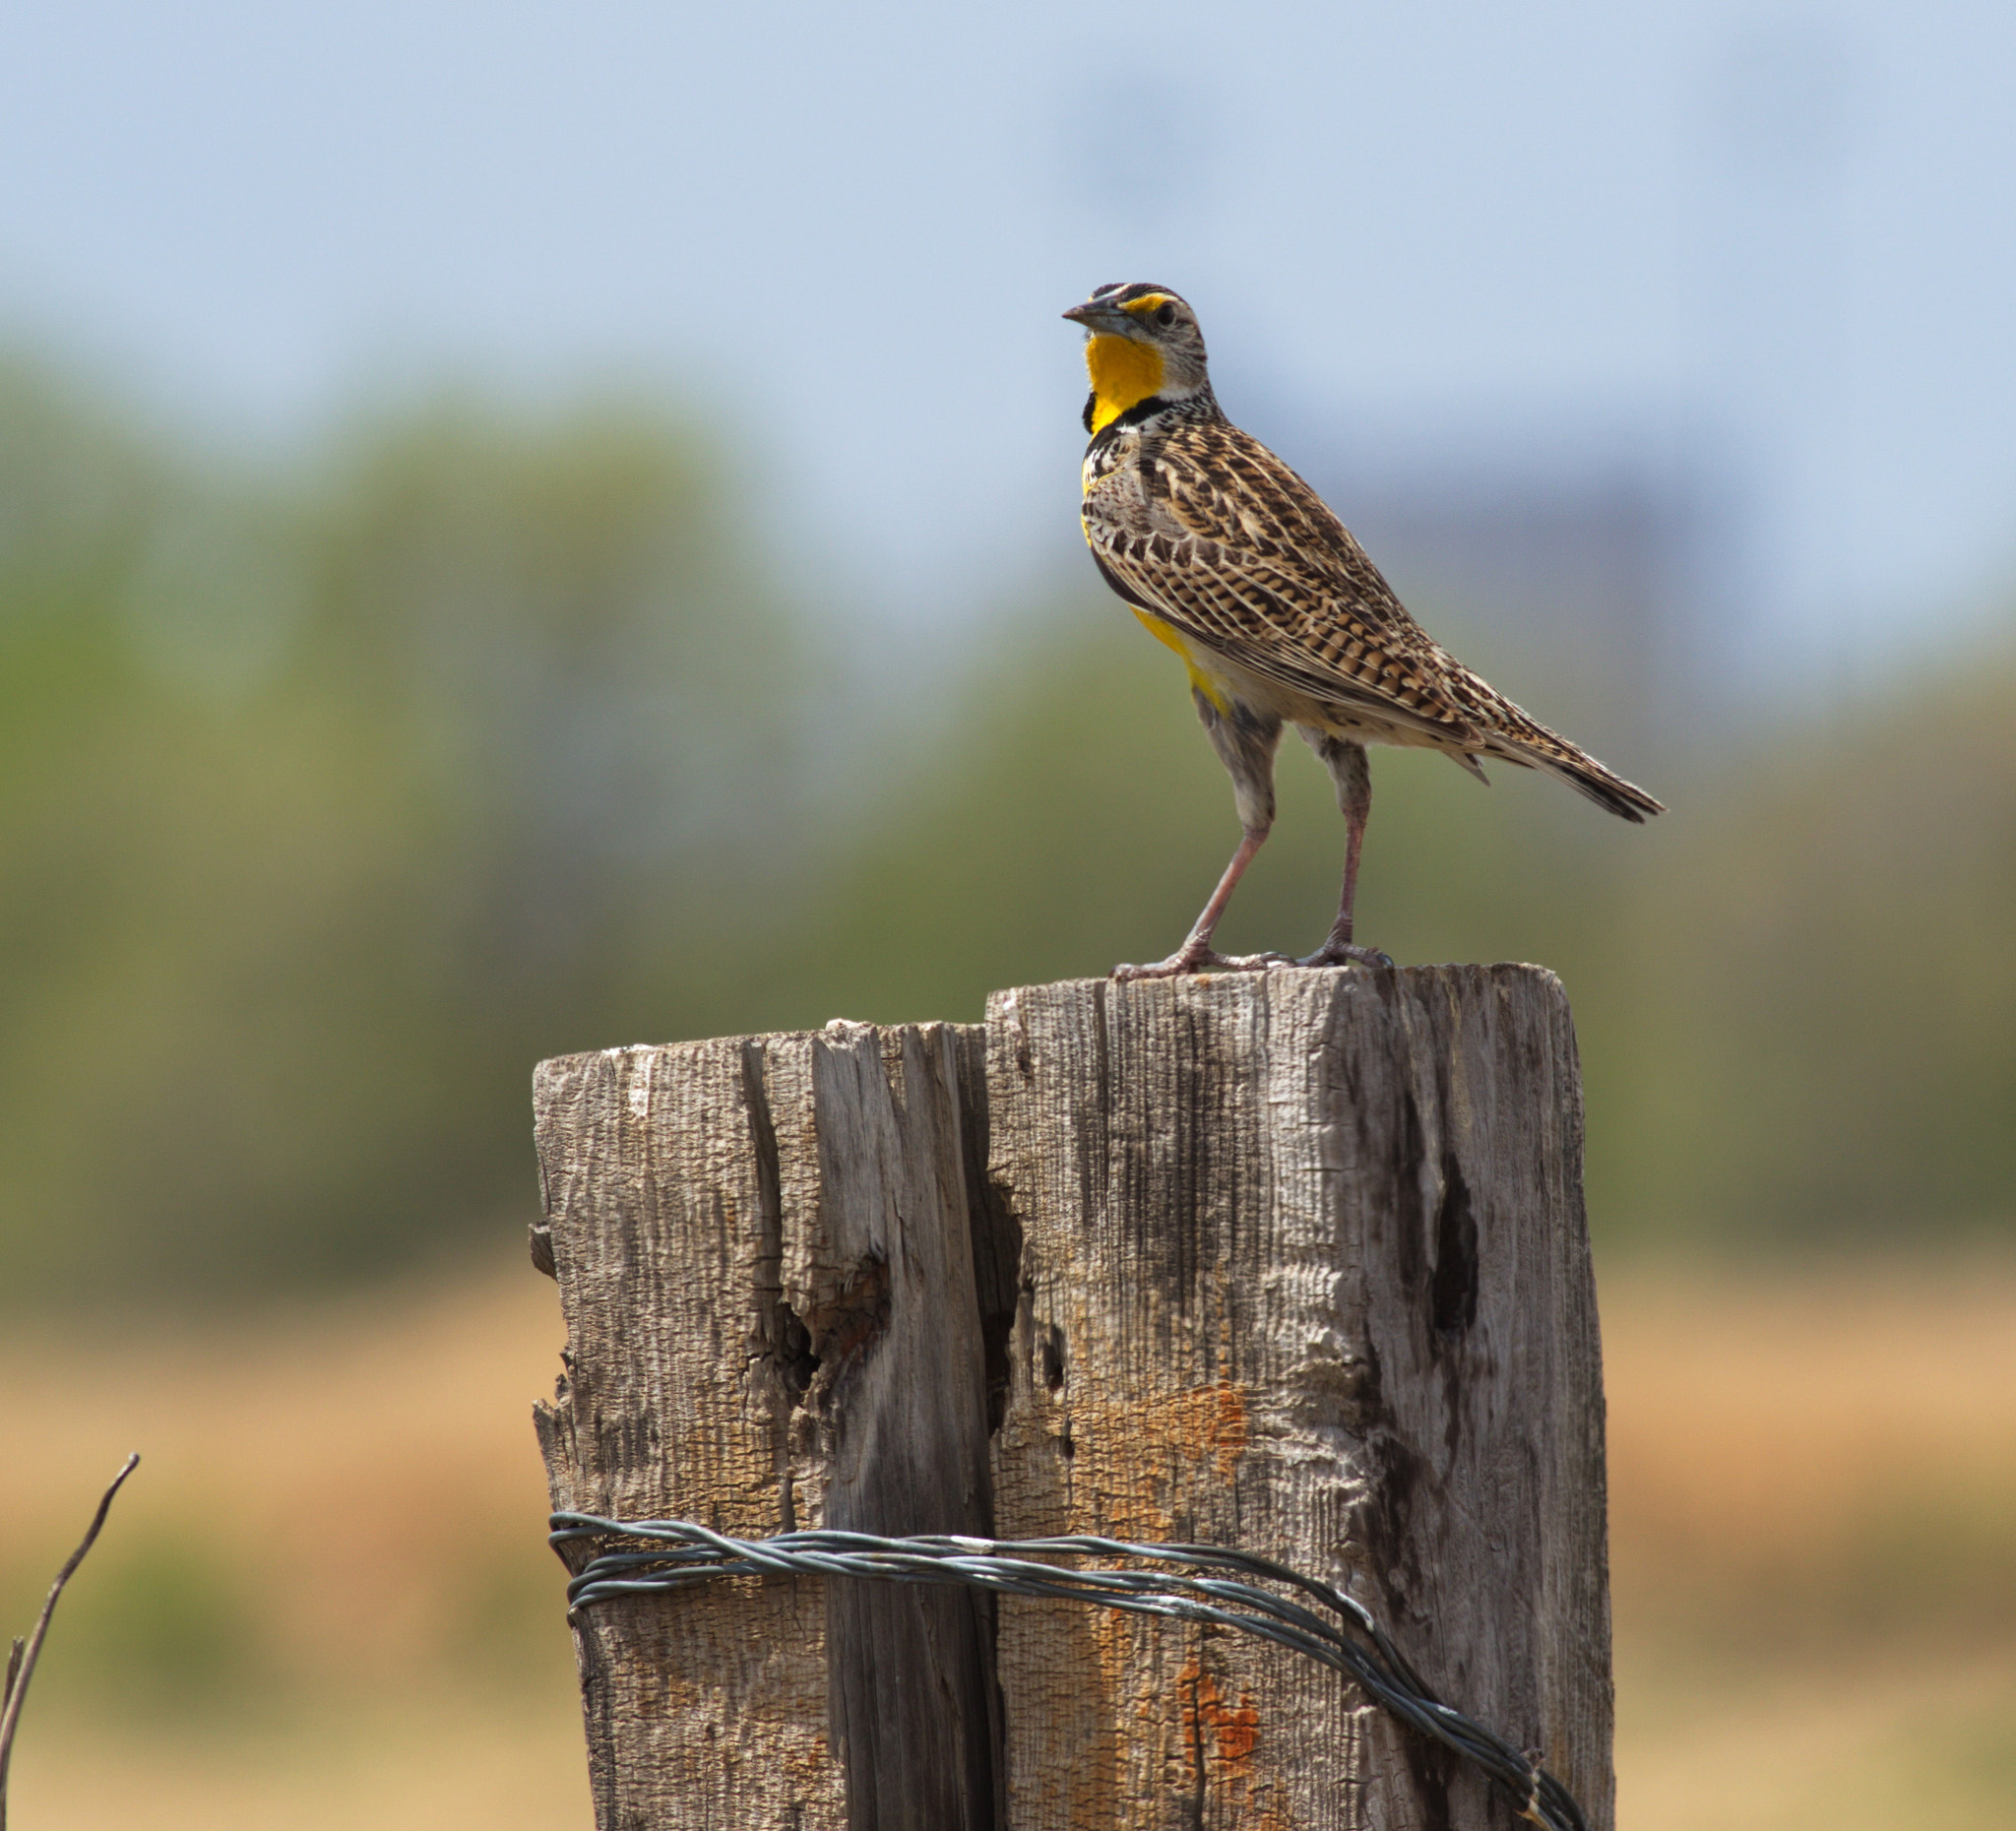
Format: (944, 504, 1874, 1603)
(980, 968, 1612, 1831)
(531, 967, 1611, 1831)
(533, 1022, 1001, 1831)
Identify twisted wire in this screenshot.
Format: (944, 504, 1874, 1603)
(551, 1514, 1590, 1831)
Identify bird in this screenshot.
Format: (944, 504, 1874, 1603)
(1063, 281, 1664, 979)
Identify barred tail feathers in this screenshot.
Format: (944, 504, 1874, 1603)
(1520, 744, 1665, 822)
(1442, 665, 1665, 822)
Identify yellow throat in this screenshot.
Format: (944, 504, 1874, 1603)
(1084, 335, 1166, 435)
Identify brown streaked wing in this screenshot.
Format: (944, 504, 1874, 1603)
(1103, 546, 1478, 742)
(1101, 419, 1482, 739)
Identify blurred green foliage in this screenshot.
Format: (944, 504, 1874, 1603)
(0, 1519, 266, 1720)
(0, 354, 2009, 1302)
(50, 1527, 265, 1717)
(791, 612, 2016, 1248)
(0, 360, 812, 1299)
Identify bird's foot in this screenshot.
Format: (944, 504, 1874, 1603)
(1111, 942, 1294, 980)
(1293, 939, 1394, 970)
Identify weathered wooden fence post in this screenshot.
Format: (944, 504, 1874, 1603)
(532, 966, 1613, 1831)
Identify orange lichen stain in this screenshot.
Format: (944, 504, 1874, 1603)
(1092, 1604, 1132, 1695)
(1106, 1479, 1183, 1544)
(1015, 1599, 1125, 1830)
(1059, 1686, 1124, 1831)
(1052, 1376, 1253, 1547)
(1178, 1657, 1262, 1779)
(1211, 1380, 1247, 1481)
(1169, 1378, 1249, 1482)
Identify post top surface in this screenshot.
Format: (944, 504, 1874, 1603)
(530, 962, 1570, 1085)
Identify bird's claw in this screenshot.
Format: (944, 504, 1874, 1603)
(1111, 945, 1293, 980)
(1112, 941, 1395, 979)
(1294, 941, 1393, 970)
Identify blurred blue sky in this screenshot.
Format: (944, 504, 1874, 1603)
(3, 0, 2012, 666)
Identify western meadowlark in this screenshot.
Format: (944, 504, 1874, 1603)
(1064, 281, 1665, 979)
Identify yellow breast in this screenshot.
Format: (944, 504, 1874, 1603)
(1132, 608, 1231, 714)
(1084, 335, 1166, 435)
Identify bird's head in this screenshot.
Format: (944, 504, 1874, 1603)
(1063, 283, 1210, 435)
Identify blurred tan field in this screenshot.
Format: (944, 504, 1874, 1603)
(3, 1244, 2011, 1829)
(1604, 1254, 2016, 1830)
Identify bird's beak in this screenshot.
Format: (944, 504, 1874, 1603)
(1062, 299, 1117, 331)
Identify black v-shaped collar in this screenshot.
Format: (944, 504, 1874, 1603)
(1083, 393, 1171, 449)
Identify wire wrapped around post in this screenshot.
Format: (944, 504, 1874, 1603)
(551, 1513, 1591, 1831)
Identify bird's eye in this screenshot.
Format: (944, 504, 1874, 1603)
(1156, 301, 1177, 327)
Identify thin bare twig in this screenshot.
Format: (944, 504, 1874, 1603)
(0, 1454, 141, 1831)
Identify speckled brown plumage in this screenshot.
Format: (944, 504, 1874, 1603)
(1084, 392, 1664, 819)
(1063, 281, 1663, 978)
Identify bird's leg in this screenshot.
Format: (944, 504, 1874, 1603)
(1113, 825, 1291, 979)
(1113, 690, 1291, 979)
(1298, 733, 1393, 969)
